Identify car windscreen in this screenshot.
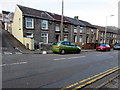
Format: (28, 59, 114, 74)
(53, 42, 60, 45)
(100, 44, 109, 47)
(115, 44, 120, 46)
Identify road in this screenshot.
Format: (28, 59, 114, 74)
(0, 24, 119, 89)
(2, 50, 119, 89)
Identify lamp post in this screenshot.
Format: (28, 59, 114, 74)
(61, 0, 64, 41)
(104, 15, 114, 44)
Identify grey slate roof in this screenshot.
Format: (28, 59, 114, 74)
(94, 25, 118, 33)
(17, 5, 53, 20)
(79, 20, 96, 28)
(66, 17, 86, 26)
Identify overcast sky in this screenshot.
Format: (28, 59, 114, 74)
(0, 0, 119, 27)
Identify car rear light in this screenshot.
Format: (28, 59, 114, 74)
(58, 46, 60, 48)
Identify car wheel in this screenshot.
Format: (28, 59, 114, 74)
(77, 49, 81, 53)
(61, 49, 65, 54)
(108, 49, 111, 51)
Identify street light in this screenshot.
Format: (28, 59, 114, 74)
(104, 15, 114, 44)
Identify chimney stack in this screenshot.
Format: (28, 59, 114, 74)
(74, 16, 79, 19)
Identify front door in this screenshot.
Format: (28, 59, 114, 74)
(56, 35, 60, 42)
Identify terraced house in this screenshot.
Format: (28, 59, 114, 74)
(12, 5, 99, 50)
(95, 25, 119, 45)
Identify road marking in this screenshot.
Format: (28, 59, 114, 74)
(54, 56, 86, 61)
(61, 66, 120, 90)
(4, 52, 12, 55)
(75, 67, 120, 89)
(54, 58, 66, 61)
(15, 52, 22, 54)
(0, 62, 28, 67)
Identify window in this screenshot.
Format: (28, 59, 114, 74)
(80, 27, 83, 33)
(64, 35, 68, 41)
(74, 26, 77, 33)
(79, 35, 82, 42)
(26, 32, 33, 38)
(41, 20, 48, 30)
(61, 41, 69, 45)
(70, 42, 76, 46)
(41, 33, 48, 43)
(26, 18, 34, 29)
(55, 24, 60, 31)
(64, 25, 68, 32)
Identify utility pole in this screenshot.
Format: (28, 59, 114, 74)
(61, 0, 64, 41)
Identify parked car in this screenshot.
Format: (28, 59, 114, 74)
(113, 44, 120, 50)
(51, 41, 81, 54)
(96, 44, 110, 51)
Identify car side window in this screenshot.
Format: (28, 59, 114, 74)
(61, 42, 69, 46)
(70, 42, 75, 46)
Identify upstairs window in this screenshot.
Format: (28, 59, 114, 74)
(41, 20, 48, 30)
(74, 26, 77, 33)
(64, 25, 68, 32)
(55, 24, 60, 31)
(26, 18, 34, 29)
(80, 27, 83, 33)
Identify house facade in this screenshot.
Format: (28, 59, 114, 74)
(12, 5, 118, 50)
(2, 11, 14, 33)
(12, 5, 73, 50)
(95, 25, 119, 45)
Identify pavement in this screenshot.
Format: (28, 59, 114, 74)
(83, 70, 120, 89)
(1, 28, 96, 54)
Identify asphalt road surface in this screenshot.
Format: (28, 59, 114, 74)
(2, 50, 119, 89)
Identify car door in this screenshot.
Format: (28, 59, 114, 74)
(61, 41, 71, 53)
(69, 42, 77, 52)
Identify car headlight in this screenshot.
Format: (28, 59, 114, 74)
(77, 46, 81, 49)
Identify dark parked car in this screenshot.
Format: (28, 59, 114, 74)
(96, 44, 111, 51)
(113, 44, 120, 50)
(51, 41, 81, 54)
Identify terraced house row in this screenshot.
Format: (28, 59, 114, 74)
(8, 5, 119, 50)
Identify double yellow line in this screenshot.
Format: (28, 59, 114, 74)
(61, 66, 120, 90)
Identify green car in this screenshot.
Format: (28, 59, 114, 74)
(51, 41, 81, 54)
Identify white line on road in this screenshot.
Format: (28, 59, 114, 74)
(53, 56, 86, 61)
(15, 52, 22, 54)
(54, 58, 66, 61)
(0, 62, 28, 67)
(4, 52, 12, 55)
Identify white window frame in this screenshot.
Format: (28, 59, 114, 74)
(80, 27, 83, 33)
(26, 32, 33, 38)
(41, 33, 48, 43)
(55, 24, 60, 31)
(74, 26, 77, 33)
(25, 18, 34, 29)
(41, 20, 48, 30)
(64, 35, 68, 41)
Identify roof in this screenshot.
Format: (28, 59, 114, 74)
(47, 12, 71, 23)
(94, 25, 118, 33)
(66, 17, 86, 26)
(17, 5, 53, 20)
(79, 20, 96, 28)
(2, 11, 10, 14)
(17, 5, 72, 23)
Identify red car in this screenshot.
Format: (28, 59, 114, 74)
(96, 44, 111, 51)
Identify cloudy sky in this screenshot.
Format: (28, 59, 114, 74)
(0, 0, 119, 27)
